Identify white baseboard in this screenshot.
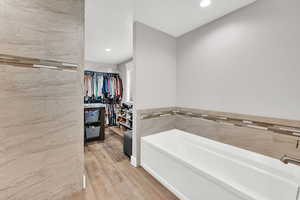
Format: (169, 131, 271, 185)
(130, 156, 138, 167)
(82, 174, 86, 189)
(142, 163, 189, 200)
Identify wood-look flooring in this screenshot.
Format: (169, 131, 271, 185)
(70, 129, 178, 200)
(109, 126, 125, 138)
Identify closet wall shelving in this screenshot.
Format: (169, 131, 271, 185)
(117, 103, 133, 131)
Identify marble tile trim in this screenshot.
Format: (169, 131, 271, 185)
(0, 54, 79, 71)
(139, 107, 300, 139)
(139, 107, 177, 119)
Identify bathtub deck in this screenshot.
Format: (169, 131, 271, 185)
(70, 130, 179, 200)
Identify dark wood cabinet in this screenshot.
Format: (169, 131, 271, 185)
(84, 106, 105, 143)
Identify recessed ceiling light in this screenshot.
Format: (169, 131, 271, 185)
(200, 0, 211, 8)
(105, 48, 111, 52)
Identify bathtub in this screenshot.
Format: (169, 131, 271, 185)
(141, 129, 300, 200)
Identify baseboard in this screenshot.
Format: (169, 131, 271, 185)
(130, 156, 138, 167)
(141, 163, 190, 200)
(82, 174, 86, 189)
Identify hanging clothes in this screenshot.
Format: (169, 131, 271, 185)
(85, 74, 93, 97)
(99, 74, 123, 100)
(106, 104, 117, 125)
(84, 74, 89, 96)
(93, 73, 97, 98)
(97, 75, 103, 98)
(84, 71, 124, 126)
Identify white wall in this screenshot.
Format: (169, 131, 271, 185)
(177, 0, 300, 120)
(134, 22, 177, 110)
(84, 60, 119, 73)
(118, 59, 134, 102)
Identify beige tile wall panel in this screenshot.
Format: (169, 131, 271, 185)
(175, 107, 300, 160)
(137, 107, 177, 136)
(0, 0, 84, 199)
(0, 65, 83, 200)
(0, 0, 83, 64)
(175, 114, 300, 160)
(177, 107, 300, 128)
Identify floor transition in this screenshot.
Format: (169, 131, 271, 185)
(70, 129, 178, 200)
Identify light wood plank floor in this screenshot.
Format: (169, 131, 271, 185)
(70, 130, 179, 200)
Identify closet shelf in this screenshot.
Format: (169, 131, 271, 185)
(119, 116, 132, 121)
(120, 122, 132, 130)
(85, 121, 101, 126)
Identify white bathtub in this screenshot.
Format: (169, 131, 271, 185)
(141, 129, 300, 200)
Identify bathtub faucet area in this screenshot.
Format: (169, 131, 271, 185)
(141, 129, 300, 200)
(280, 155, 300, 166)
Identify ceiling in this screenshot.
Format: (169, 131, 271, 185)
(85, 0, 133, 64)
(135, 0, 256, 37)
(85, 0, 256, 64)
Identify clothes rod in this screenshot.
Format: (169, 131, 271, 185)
(84, 71, 120, 76)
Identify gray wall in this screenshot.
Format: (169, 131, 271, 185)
(134, 22, 177, 110)
(177, 0, 300, 120)
(132, 22, 177, 165)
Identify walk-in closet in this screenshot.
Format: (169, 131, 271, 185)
(84, 69, 133, 135)
(83, 60, 134, 157)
